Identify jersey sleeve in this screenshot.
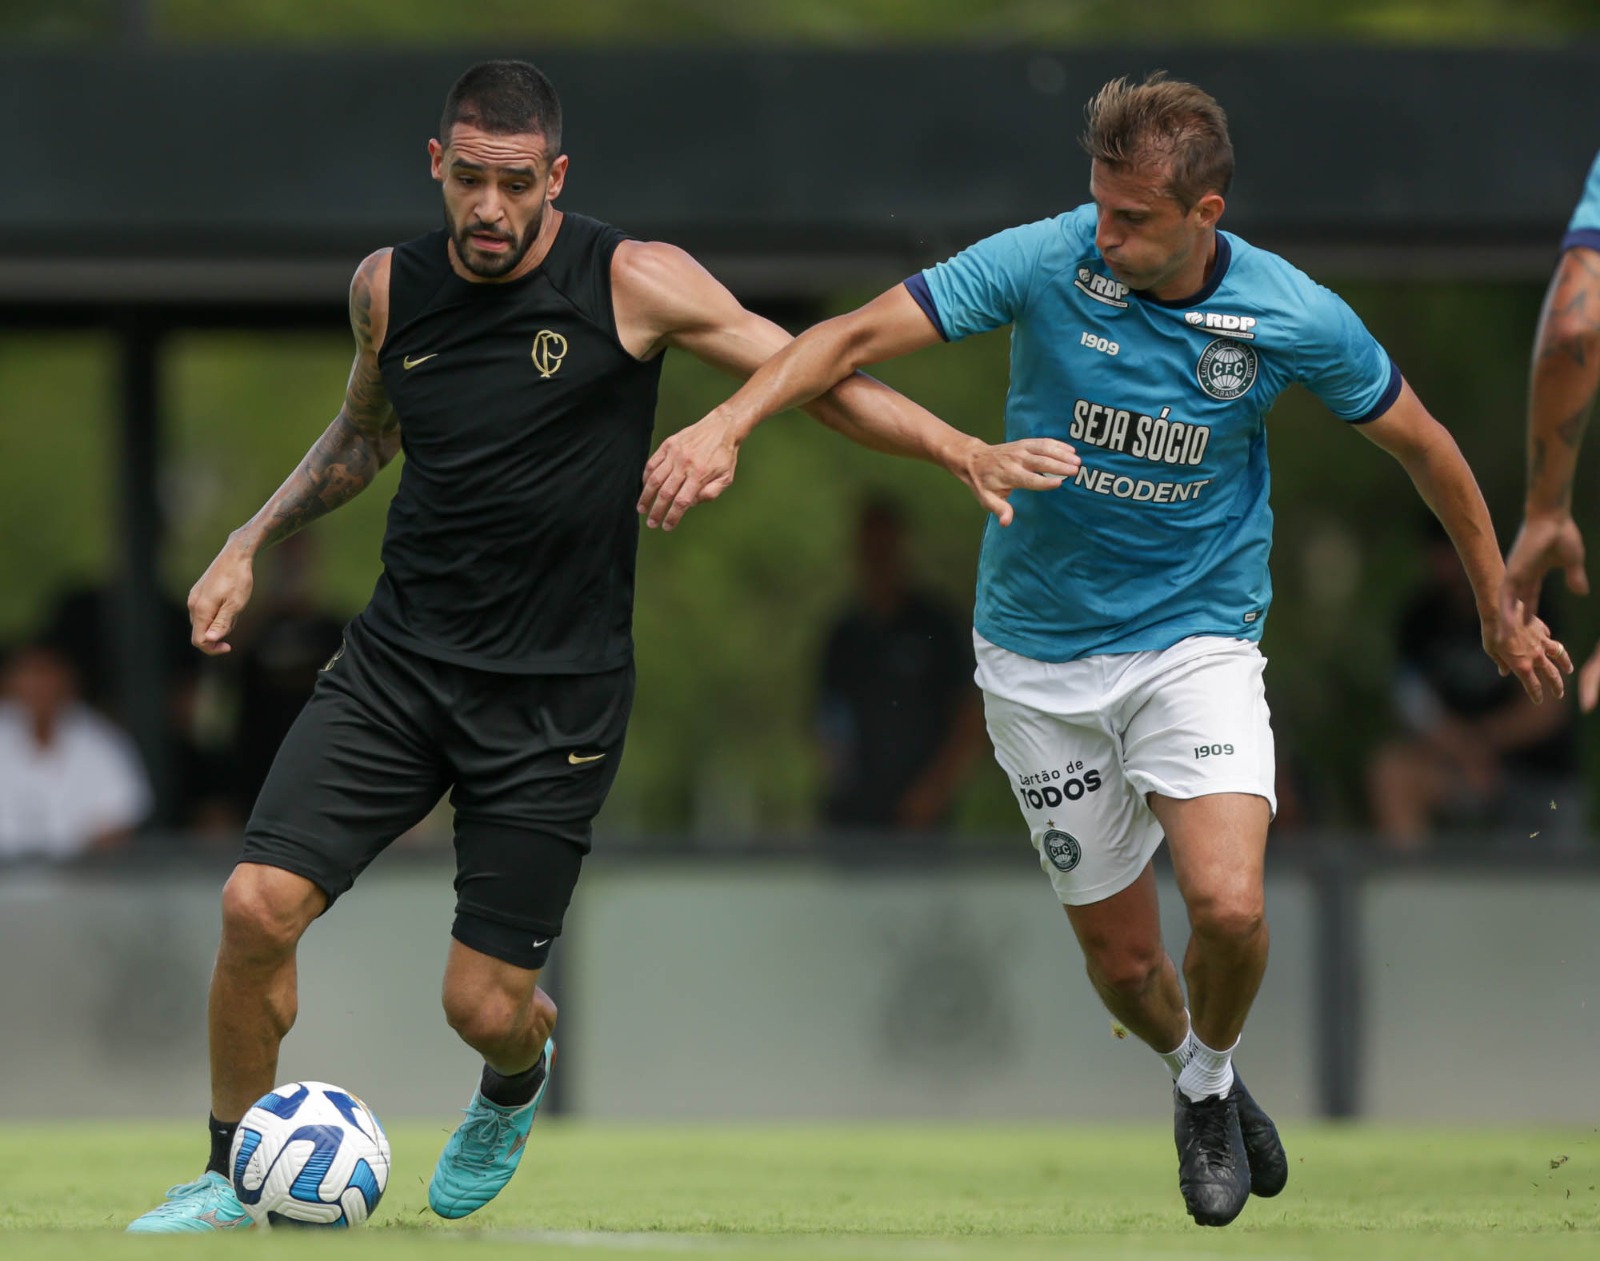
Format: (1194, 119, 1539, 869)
(1295, 286, 1402, 424)
(904, 220, 1054, 342)
(1562, 148, 1600, 254)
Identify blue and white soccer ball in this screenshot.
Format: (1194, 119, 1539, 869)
(229, 1081, 391, 1228)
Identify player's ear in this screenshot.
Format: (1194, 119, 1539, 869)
(1194, 191, 1225, 229)
(546, 154, 569, 202)
(428, 138, 446, 183)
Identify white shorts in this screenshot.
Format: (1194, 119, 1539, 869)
(976, 633, 1276, 906)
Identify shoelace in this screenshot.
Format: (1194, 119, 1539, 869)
(454, 1107, 518, 1167)
(153, 1176, 233, 1211)
(1184, 1096, 1236, 1169)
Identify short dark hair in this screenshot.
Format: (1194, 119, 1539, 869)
(1080, 72, 1233, 208)
(440, 60, 563, 155)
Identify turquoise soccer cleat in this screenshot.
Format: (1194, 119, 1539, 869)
(126, 1170, 252, 1233)
(428, 1038, 554, 1220)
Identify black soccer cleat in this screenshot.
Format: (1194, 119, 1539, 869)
(1173, 1085, 1251, 1227)
(1232, 1073, 1288, 1197)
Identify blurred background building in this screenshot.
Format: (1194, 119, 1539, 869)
(1, 1, 1598, 1124)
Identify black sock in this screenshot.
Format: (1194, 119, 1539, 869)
(206, 1113, 239, 1178)
(480, 1049, 547, 1108)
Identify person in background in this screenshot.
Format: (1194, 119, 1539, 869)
(42, 581, 193, 717)
(816, 495, 986, 835)
(0, 642, 152, 860)
(41, 579, 234, 833)
(1370, 518, 1582, 851)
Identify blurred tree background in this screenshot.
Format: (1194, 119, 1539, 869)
(2, 1, 1598, 839)
(6, 0, 1599, 43)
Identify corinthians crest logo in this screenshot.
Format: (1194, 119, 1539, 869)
(532, 329, 568, 378)
(1196, 337, 1258, 400)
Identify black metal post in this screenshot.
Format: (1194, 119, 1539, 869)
(1311, 841, 1363, 1117)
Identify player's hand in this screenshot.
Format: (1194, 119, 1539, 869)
(1481, 604, 1571, 704)
(187, 541, 256, 655)
(962, 438, 1080, 526)
(638, 409, 741, 532)
(1502, 511, 1588, 623)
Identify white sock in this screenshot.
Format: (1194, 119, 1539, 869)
(1177, 1033, 1238, 1102)
(1157, 1020, 1196, 1079)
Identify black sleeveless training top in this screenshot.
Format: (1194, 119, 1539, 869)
(357, 214, 664, 673)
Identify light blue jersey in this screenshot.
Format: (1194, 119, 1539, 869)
(905, 204, 1400, 663)
(1563, 148, 1600, 254)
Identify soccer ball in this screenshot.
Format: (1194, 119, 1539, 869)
(229, 1081, 391, 1228)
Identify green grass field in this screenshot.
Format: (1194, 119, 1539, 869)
(2, 1121, 1596, 1260)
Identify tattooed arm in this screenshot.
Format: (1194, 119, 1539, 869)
(1504, 247, 1600, 614)
(187, 249, 399, 655)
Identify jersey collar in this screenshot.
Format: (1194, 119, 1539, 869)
(1131, 232, 1232, 310)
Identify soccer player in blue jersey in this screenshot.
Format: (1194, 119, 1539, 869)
(640, 73, 1571, 1226)
(1503, 148, 1600, 708)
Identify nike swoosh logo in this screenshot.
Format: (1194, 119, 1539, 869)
(402, 353, 438, 369)
(531, 938, 551, 950)
(568, 752, 606, 765)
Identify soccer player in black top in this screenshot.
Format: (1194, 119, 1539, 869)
(127, 61, 1080, 1232)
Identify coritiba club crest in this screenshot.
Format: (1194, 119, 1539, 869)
(1042, 829, 1082, 872)
(1196, 337, 1258, 400)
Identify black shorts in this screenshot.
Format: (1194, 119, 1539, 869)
(243, 618, 633, 969)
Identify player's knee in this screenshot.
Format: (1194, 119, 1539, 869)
(1085, 941, 1164, 999)
(1187, 890, 1265, 945)
(442, 986, 523, 1054)
(219, 866, 320, 960)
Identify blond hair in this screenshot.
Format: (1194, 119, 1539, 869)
(1080, 72, 1233, 209)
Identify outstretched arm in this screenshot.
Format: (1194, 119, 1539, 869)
(1504, 247, 1600, 612)
(1359, 380, 1571, 702)
(187, 249, 401, 654)
(615, 243, 1077, 530)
